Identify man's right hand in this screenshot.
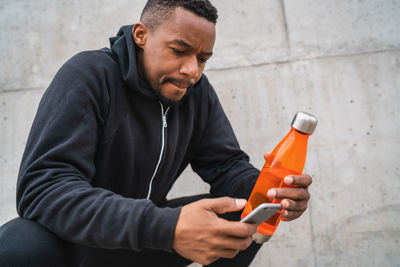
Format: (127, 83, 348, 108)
(172, 197, 257, 265)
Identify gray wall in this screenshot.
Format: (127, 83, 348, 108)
(1, 0, 399, 266)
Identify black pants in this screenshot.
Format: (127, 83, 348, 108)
(0, 195, 261, 267)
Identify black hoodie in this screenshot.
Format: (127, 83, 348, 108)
(16, 25, 260, 252)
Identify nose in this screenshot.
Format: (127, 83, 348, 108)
(179, 55, 199, 79)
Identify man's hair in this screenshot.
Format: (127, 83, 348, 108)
(140, 0, 218, 31)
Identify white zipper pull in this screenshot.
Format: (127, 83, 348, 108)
(162, 115, 167, 128)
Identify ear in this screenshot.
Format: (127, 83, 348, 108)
(132, 22, 148, 48)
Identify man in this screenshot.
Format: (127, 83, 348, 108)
(0, 1, 312, 266)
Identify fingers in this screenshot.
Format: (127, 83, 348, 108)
(267, 186, 310, 201)
(199, 235, 252, 264)
(211, 235, 253, 252)
(267, 174, 312, 201)
(216, 220, 257, 238)
(281, 199, 307, 211)
(197, 248, 241, 265)
(281, 209, 306, 221)
(263, 152, 271, 161)
(266, 174, 312, 221)
(198, 247, 244, 265)
(280, 199, 308, 221)
(201, 256, 219, 265)
(283, 174, 312, 187)
(217, 248, 241, 259)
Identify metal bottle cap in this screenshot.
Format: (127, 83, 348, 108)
(291, 111, 318, 134)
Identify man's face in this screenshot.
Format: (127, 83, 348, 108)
(133, 7, 216, 104)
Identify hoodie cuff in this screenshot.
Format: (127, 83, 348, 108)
(139, 204, 182, 251)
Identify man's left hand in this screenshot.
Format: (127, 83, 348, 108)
(267, 174, 312, 221)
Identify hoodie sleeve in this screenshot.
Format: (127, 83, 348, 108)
(16, 52, 181, 251)
(191, 84, 260, 200)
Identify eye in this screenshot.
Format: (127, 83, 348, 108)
(171, 47, 184, 54)
(199, 57, 208, 63)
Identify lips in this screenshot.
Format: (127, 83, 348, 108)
(165, 78, 193, 89)
(170, 82, 189, 89)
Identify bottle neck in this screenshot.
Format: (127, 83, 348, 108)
(265, 127, 310, 173)
(292, 126, 311, 136)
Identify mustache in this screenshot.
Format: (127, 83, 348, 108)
(163, 77, 195, 89)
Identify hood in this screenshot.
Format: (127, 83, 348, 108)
(109, 25, 156, 99)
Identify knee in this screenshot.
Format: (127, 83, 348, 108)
(0, 218, 26, 265)
(0, 218, 72, 267)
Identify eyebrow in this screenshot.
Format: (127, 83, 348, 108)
(171, 39, 213, 57)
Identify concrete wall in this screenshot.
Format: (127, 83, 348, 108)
(1, 0, 399, 266)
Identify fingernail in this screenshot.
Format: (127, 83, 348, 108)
(267, 189, 276, 199)
(235, 199, 247, 207)
(283, 210, 288, 217)
(284, 176, 294, 185)
(282, 200, 289, 208)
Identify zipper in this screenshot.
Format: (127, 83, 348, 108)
(146, 102, 170, 199)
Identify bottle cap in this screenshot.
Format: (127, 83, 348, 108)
(291, 111, 318, 134)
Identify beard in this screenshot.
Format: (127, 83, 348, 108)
(154, 78, 195, 106)
(153, 87, 180, 106)
(153, 86, 193, 106)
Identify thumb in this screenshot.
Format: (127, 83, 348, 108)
(264, 151, 271, 161)
(206, 197, 247, 215)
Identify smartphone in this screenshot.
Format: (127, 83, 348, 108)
(240, 203, 282, 225)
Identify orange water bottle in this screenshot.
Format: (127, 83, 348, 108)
(241, 111, 317, 243)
